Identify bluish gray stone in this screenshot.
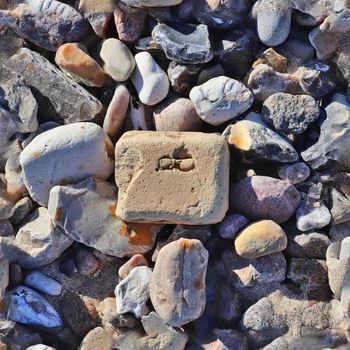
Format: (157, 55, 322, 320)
(24, 271, 62, 296)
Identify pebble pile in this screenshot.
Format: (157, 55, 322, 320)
(0, 0, 349, 349)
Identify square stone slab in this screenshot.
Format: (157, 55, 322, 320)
(115, 131, 230, 224)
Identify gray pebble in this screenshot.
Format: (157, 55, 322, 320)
(24, 271, 62, 296)
(277, 162, 310, 184)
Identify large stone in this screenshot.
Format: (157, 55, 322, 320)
(13, 207, 72, 269)
(115, 131, 230, 224)
(119, 0, 183, 7)
(302, 93, 350, 170)
(152, 23, 213, 64)
(48, 177, 161, 257)
(8, 286, 63, 328)
(115, 266, 153, 318)
(190, 76, 254, 126)
(235, 220, 288, 259)
(8, 48, 103, 124)
(230, 176, 301, 224)
(20, 122, 114, 206)
(150, 239, 208, 327)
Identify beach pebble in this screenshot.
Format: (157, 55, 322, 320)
(235, 220, 288, 259)
(119, 254, 149, 280)
(218, 214, 249, 240)
(230, 176, 301, 224)
(10, 197, 33, 226)
(277, 162, 310, 184)
(131, 52, 169, 106)
(253, 48, 287, 73)
(0, 219, 13, 237)
(197, 65, 225, 85)
(0, 258, 9, 300)
(25, 345, 56, 350)
(115, 266, 153, 318)
(9, 286, 63, 328)
(24, 271, 62, 296)
(167, 62, 200, 96)
(20, 122, 114, 206)
(119, 0, 183, 7)
(190, 76, 254, 126)
(75, 249, 101, 276)
(100, 38, 135, 82)
(150, 239, 209, 327)
(79, 327, 113, 350)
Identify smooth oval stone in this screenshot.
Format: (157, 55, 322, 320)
(235, 220, 288, 259)
(152, 23, 213, 64)
(230, 176, 301, 224)
(262, 93, 321, 134)
(218, 213, 249, 240)
(9, 286, 63, 328)
(153, 97, 202, 131)
(277, 162, 310, 184)
(24, 271, 62, 296)
(190, 76, 254, 126)
(119, 0, 183, 7)
(100, 38, 135, 82)
(20, 122, 114, 206)
(131, 52, 169, 106)
(150, 238, 209, 327)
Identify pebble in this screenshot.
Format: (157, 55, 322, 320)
(100, 38, 135, 82)
(197, 65, 225, 85)
(118, 254, 149, 280)
(14, 207, 73, 269)
(115, 265, 153, 318)
(152, 23, 213, 64)
(230, 176, 301, 224)
(302, 93, 350, 169)
(119, 0, 183, 7)
(262, 93, 321, 134)
(25, 345, 56, 350)
(235, 220, 288, 259)
(24, 271, 62, 296)
(130, 98, 149, 130)
(150, 239, 209, 327)
(153, 96, 202, 131)
(103, 85, 130, 142)
(330, 186, 350, 226)
(20, 122, 114, 206)
(79, 327, 113, 350)
(9, 286, 63, 328)
(277, 162, 310, 184)
(48, 177, 161, 257)
(253, 48, 287, 73)
(190, 76, 254, 126)
(75, 249, 101, 276)
(296, 200, 332, 232)
(282, 39, 315, 62)
(223, 119, 299, 163)
(0, 0, 88, 51)
(115, 131, 229, 224)
(131, 52, 169, 106)
(218, 214, 249, 240)
(0, 219, 13, 236)
(0, 258, 9, 300)
(10, 197, 33, 226)
(167, 62, 200, 96)
(55, 43, 107, 87)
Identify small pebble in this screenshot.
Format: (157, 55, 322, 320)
(167, 62, 200, 96)
(218, 214, 249, 240)
(118, 254, 149, 280)
(197, 65, 225, 85)
(24, 271, 62, 296)
(296, 201, 332, 232)
(0, 219, 13, 236)
(75, 249, 101, 276)
(277, 162, 310, 184)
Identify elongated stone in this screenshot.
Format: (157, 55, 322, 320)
(24, 271, 62, 296)
(119, 0, 183, 7)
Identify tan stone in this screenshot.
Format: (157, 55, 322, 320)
(252, 48, 287, 72)
(115, 131, 229, 224)
(235, 220, 288, 259)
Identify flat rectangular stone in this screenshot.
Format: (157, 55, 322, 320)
(115, 131, 229, 225)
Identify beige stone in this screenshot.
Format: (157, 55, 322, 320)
(235, 220, 288, 259)
(115, 131, 230, 225)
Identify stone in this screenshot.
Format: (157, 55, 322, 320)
(218, 214, 249, 240)
(235, 220, 288, 259)
(330, 188, 350, 226)
(253, 48, 287, 73)
(152, 23, 213, 64)
(197, 65, 224, 85)
(114, 5, 146, 43)
(0, 219, 12, 237)
(10, 197, 33, 226)
(190, 76, 254, 126)
(8, 48, 103, 124)
(115, 265, 153, 318)
(0, 258, 9, 300)
(55, 43, 107, 87)
(223, 119, 299, 163)
(12, 207, 72, 269)
(296, 200, 332, 232)
(148, 0, 194, 22)
(100, 39, 135, 82)
(330, 221, 350, 241)
(262, 93, 321, 134)
(115, 131, 230, 224)
(153, 97, 202, 132)
(150, 239, 208, 327)
(9, 263, 23, 287)
(277, 162, 310, 184)
(79, 0, 117, 38)
(302, 93, 350, 170)
(20, 122, 114, 206)
(75, 249, 101, 276)
(197, 329, 248, 350)
(0, 0, 88, 51)
(282, 39, 315, 63)
(48, 177, 161, 257)
(119, 0, 183, 7)
(79, 327, 113, 350)
(131, 52, 169, 106)
(253, 0, 291, 46)
(223, 249, 287, 288)
(167, 62, 200, 96)
(24, 271, 61, 296)
(119, 254, 149, 280)
(8, 286, 63, 328)
(230, 176, 301, 224)
(103, 85, 130, 142)
(130, 98, 149, 131)
(25, 345, 56, 350)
